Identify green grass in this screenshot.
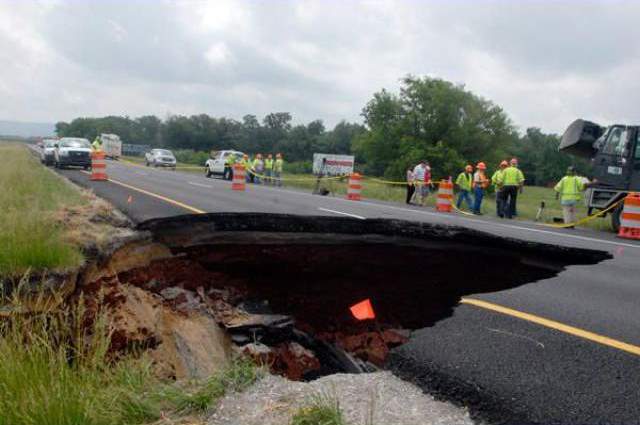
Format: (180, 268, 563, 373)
(291, 393, 347, 425)
(0, 144, 85, 277)
(0, 291, 261, 425)
(160, 357, 262, 414)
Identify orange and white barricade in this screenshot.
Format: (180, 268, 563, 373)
(618, 193, 640, 240)
(90, 151, 108, 181)
(436, 180, 453, 212)
(346, 173, 362, 201)
(231, 163, 246, 191)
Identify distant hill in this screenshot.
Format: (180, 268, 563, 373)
(0, 120, 55, 137)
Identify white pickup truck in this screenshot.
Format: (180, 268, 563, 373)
(205, 150, 244, 178)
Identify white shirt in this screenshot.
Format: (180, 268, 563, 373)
(413, 164, 426, 181)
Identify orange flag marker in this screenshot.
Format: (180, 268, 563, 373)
(350, 299, 375, 321)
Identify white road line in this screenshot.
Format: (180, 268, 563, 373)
(188, 181, 213, 189)
(318, 207, 365, 220)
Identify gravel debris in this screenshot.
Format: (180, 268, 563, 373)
(208, 371, 474, 425)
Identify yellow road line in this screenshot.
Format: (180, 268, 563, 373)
(80, 171, 206, 214)
(461, 298, 640, 356)
(108, 177, 206, 214)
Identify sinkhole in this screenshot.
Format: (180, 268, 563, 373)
(107, 213, 610, 379)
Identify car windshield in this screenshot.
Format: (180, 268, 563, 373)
(60, 139, 90, 148)
(155, 150, 173, 156)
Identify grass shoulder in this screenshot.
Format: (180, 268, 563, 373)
(0, 143, 86, 277)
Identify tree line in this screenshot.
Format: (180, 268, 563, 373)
(55, 76, 587, 186)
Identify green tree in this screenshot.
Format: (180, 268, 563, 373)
(354, 76, 518, 180)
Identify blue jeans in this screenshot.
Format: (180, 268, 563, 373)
(456, 190, 473, 210)
(473, 187, 484, 213)
(495, 190, 504, 217)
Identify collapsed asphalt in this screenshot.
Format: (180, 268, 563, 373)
(56, 160, 640, 424)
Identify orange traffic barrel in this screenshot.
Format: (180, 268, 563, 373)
(232, 163, 246, 191)
(346, 173, 362, 201)
(90, 151, 108, 181)
(436, 180, 453, 212)
(618, 193, 640, 240)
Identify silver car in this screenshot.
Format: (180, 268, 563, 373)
(40, 138, 58, 165)
(145, 149, 176, 168)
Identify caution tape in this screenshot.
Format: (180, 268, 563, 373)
(363, 176, 445, 187)
(450, 199, 476, 216)
(542, 198, 623, 229)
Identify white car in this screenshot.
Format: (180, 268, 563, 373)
(145, 149, 176, 168)
(205, 150, 244, 178)
(40, 138, 58, 165)
(54, 137, 92, 169)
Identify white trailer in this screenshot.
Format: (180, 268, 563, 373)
(100, 133, 122, 159)
(312, 153, 355, 176)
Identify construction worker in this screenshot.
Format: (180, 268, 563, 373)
(491, 160, 508, 218)
(455, 165, 474, 211)
(472, 162, 489, 215)
(274, 153, 284, 187)
(92, 136, 102, 151)
(554, 166, 593, 227)
(240, 154, 251, 183)
(498, 158, 525, 219)
(412, 160, 429, 206)
(406, 166, 416, 205)
(264, 154, 274, 185)
(252, 154, 264, 184)
(224, 152, 236, 181)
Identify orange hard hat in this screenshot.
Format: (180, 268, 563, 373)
(477, 162, 486, 170)
(465, 164, 473, 172)
(500, 160, 508, 167)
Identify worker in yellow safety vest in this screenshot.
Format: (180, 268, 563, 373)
(491, 160, 508, 218)
(92, 136, 102, 151)
(497, 158, 525, 219)
(264, 154, 274, 185)
(240, 154, 251, 183)
(252, 154, 264, 184)
(455, 165, 474, 211)
(224, 153, 236, 181)
(554, 166, 595, 227)
(273, 153, 284, 187)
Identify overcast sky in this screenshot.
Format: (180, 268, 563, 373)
(1, 0, 639, 134)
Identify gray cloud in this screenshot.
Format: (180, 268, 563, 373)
(0, 0, 639, 133)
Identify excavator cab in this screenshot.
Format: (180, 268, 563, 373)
(560, 119, 640, 231)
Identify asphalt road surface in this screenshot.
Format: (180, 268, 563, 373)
(57, 159, 640, 424)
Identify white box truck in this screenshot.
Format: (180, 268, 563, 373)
(100, 133, 122, 159)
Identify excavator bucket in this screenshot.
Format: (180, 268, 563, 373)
(559, 119, 604, 158)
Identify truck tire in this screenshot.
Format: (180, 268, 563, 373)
(611, 203, 624, 233)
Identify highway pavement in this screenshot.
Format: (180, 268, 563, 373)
(57, 159, 640, 424)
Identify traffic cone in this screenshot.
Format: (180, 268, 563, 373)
(90, 151, 108, 181)
(231, 164, 246, 191)
(346, 173, 362, 201)
(436, 180, 453, 212)
(618, 193, 640, 240)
